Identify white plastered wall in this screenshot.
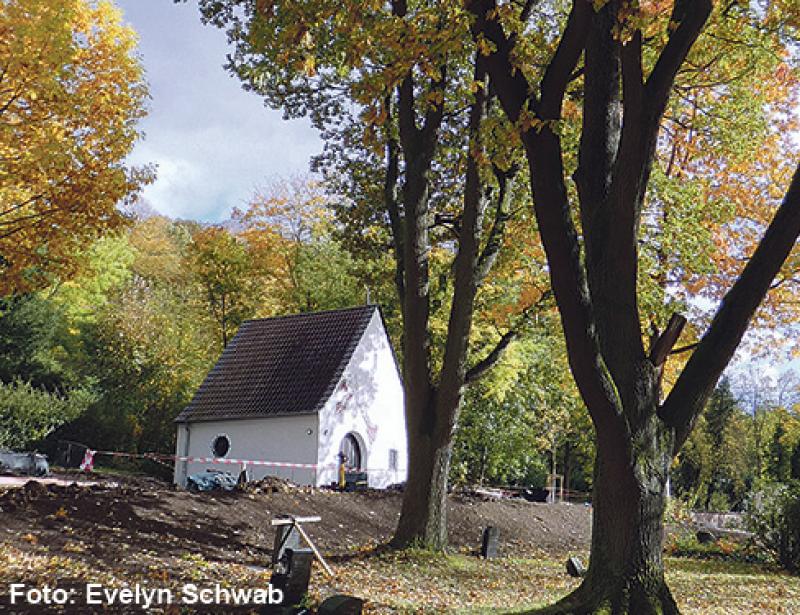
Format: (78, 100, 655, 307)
(173, 413, 319, 487)
(316, 310, 407, 488)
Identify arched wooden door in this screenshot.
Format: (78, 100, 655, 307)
(339, 433, 362, 470)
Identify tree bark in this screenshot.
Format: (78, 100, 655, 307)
(529, 386, 678, 614)
(391, 393, 454, 550)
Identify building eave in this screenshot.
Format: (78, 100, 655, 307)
(174, 410, 320, 425)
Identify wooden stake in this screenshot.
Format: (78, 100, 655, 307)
(292, 521, 335, 578)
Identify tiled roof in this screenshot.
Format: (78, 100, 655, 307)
(176, 306, 377, 423)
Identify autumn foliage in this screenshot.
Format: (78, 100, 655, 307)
(0, 0, 149, 293)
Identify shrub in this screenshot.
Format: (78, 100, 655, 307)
(0, 380, 95, 450)
(663, 531, 750, 561)
(665, 497, 693, 527)
(744, 481, 800, 572)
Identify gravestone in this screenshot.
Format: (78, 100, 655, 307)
(318, 595, 364, 615)
(696, 529, 717, 544)
(270, 548, 314, 606)
(566, 556, 586, 577)
(481, 526, 499, 559)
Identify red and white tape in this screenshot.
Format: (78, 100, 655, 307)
(82, 449, 333, 471)
(77, 448, 397, 476)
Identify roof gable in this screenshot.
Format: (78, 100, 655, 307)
(177, 306, 379, 423)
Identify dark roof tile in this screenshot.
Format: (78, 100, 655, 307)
(176, 306, 377, 422)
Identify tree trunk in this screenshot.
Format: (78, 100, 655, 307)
(530, 411, 679, 615)
(391, 57, 509, 550)
(391, 404, 453, 550)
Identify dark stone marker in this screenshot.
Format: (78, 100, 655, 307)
(259, 607, 309, 615)
(566, 556, 586, 577)
(270, 548, 314, 606)
(273, 522, 302, 569)
(522, 488, 549, 503)
(318, 595, 365, 615)
(696, 529, 717, 544)
(481, 526, 499, 559)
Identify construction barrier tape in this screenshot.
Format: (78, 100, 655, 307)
(81, 449, 394, 473)
(79, 449, 95, 472)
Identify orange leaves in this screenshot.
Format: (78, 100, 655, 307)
(640, 3, 800, 342)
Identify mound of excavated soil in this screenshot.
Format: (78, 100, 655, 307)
(0, 476, 591, 586)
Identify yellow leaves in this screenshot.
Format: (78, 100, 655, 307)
(425, 89, 444, 107)
(362, 104, 387, 127)
(302, 55, 317, 77)
(148, 567, 169, 583)
(22, 533, 38, 544)
(255, 0, 273, 18)
(0, 0, 149, 295)
(62, 542, 87, 554)
(476, 34, 495, 57)
(469, 79, 486, 94)
(54, 506, 68, 519)
(318, 549, 579, 612)
(516, 108, 559, 135)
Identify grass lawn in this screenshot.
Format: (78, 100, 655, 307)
(315, 549, 800, 614)
(1, 541, 798, 613)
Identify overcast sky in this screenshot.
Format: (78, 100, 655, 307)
(115, 0, 321, 222)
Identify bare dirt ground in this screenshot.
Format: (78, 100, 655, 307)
(0, 472, 591, 613)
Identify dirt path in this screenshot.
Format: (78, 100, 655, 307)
(0, 476, 108, 488)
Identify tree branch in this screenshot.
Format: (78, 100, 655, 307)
(468, 0, 534, 123)
(574, 1, 620, 228)
(464, 327, 518, 385)
(661, 163, 800, 450)
(645, 0, 713, 119)
(464, 290, 553, 385)
(469, 0, 623, 430)
(574, 1, 652, 403)
(539, 0, 591, 120)
(476, 165, 514, 283)
(669, 342, 698, 356)
(649, 312, 687, 367)
(437, 56, 489, 433)
(384, 94, 405, 304)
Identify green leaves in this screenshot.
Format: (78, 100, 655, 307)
(0, 379, 96, 450)
(186, 227, 260, 349)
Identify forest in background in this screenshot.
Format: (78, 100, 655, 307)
(1, 174, 798, 513)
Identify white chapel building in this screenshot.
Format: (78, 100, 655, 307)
(174, 305, 407, 489)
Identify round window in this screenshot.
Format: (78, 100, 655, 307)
(212, 434, 230, 458)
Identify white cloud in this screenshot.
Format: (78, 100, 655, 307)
(117, 0, 322, 222)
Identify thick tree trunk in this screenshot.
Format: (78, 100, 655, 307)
(530, 411, 678, 615)
(469, 2, 800, 613)
(391, 423, 453, 550)
(391, 58, 504, 550)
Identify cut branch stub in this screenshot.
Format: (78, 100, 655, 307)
(649, 313, 687, 367)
